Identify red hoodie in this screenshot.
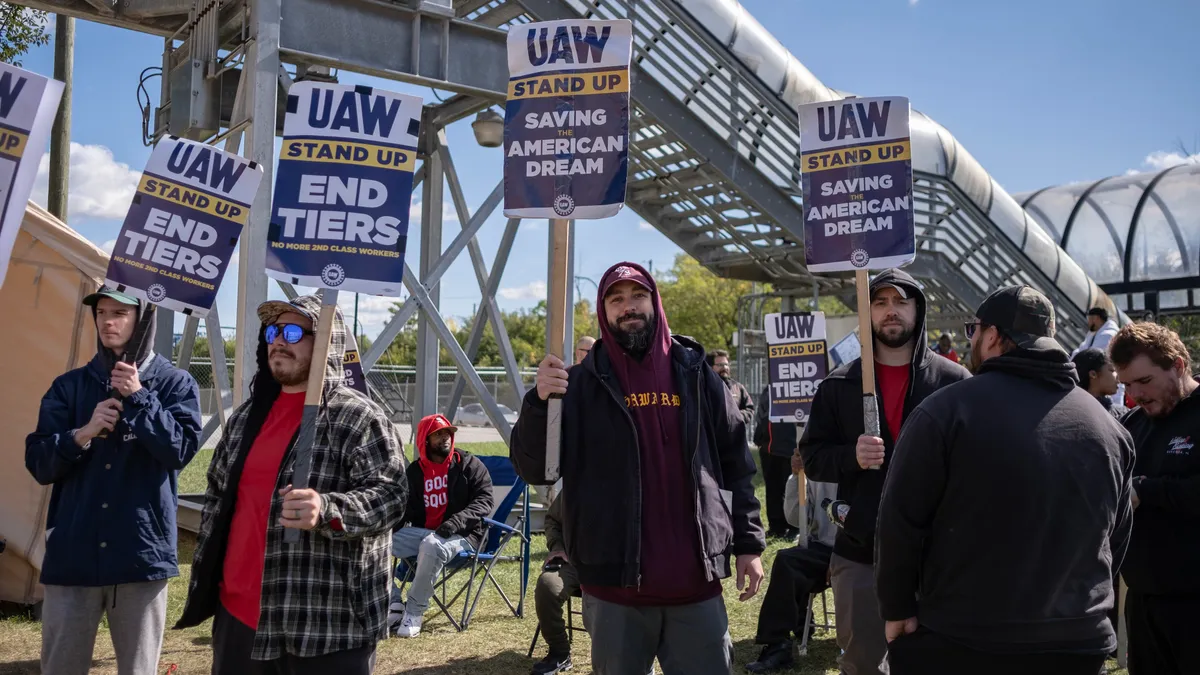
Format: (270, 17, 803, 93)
(415, 414, 459, 529)
(584, 262, 720, 606)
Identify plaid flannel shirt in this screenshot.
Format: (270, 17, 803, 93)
(181, 302, 407, 660)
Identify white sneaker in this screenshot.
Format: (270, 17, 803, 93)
(393, 612, 423, 638)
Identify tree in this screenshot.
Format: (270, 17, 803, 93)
(656, 254, 755, 352)
(0, 5, 50, 66)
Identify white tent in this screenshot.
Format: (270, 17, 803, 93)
(0, 202, 106, 605)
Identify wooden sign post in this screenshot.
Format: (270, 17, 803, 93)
(856, 269, 882, 466)
(284, 289, 339, 544)
(544, 219, 572, 482)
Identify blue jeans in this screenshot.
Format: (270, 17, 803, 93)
(390, 526, 473, 615)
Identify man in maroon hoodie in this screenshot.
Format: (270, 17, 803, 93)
(511, 262, 766, 674)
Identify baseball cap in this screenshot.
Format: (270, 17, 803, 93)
(422, 413, 459, 436)
(601, 263, 652, 298)
(871, 282, 908, 300)
(974, 285, 1061, 351)
(83, 286, 140, 307)
(257, 295, 323, 326)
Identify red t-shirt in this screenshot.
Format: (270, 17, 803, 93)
(219, 391, 304, 629)
(876, 363, 910, 443)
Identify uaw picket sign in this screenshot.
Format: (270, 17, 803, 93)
(799, 97, 915, 273)
(105, 137, 262, 315)
(0, 63, 62, 288)
(266, 82, 422, 296)
(503, 19, 632, 219)
(765, 312, 828, 423)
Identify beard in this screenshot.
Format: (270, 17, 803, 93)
(269, 347, 313, 386)
(873, 321, 915, 349)
(426, 439, 452, 462)
(611, 312, 655, 357)
(968, 337, 984, 374)
(718, 370, 731, 382)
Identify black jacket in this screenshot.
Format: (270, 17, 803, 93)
(725, 378, 755, 426)
(753, 387, 797, 458)
(799, 268, 970, 564)
(510, 335, 766, 588)
(1120, 384, 1200, 595)
(876, 347, 1135, 653)
(403, 451, 493, 552)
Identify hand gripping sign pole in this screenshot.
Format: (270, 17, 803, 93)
(503, 19, 634, 482)
(284, 289, 338, 545)
(797, 95, 914, 470)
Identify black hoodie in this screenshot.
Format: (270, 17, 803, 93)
(799, 268, 970, 565)
(876, 345, 1135, 653)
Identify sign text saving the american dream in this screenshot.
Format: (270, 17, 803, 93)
(503, 19, 632, 220)
(799, 96, 915, 273)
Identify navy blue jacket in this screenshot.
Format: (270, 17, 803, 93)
(25, 353, 202, 586)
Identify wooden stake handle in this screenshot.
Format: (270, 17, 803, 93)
(855, 270, 881, 469)
(285, 289, 339, 544)
(545, 219, 572, 482)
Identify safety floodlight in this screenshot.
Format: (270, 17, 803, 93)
(472, 109, 505, 148)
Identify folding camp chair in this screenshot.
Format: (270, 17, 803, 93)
(394, 455, 532, 631)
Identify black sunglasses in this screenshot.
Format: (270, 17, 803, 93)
(964, 321, 982, 339)
(265, 323, 314, 345)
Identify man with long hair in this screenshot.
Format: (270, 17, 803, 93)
(176, 296, 407, 674)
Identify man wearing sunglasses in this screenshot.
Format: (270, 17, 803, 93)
(26, 287, 202, 675)
(798, 268, 969, 675)
(876, 285, 1134, 675)
(176, 295, 407, 675)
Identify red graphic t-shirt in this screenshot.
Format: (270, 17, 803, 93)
(219, 391, 304, 629)
(876, 363, 910, 443)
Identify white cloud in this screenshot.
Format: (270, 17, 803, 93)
(1128, 150, 1200, 175)
(31, 143, 142, 220)
(908, 0, 919, 5)
(408, 199, 460, 223)
(99, 238, 117, 255)
(347, 294, 403, 336)
(498, 280, 547, 301)
(637, 220, 655, 231)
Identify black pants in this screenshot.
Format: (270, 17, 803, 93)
(1125, 589, 1200, 675)
(754, 544, 831, 644)
(887, 627, 1106, 675)
(760, 449, 793, 536)
(212, 604, 377, 675)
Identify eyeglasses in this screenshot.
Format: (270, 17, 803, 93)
(265, 323, 314, 345)
(964, 321, 982, 339)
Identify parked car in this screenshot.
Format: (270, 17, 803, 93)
(455, 402, 518, 427)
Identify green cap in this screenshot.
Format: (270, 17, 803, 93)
(83, 286, 140, 307)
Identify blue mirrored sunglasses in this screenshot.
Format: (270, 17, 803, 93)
(265, 323, 313, 345)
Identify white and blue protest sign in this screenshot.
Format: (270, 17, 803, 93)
(503, 19, 632, 220)
(266, 82, 422, 296)
(105, 136, 262, 316)
(766, 312, 828, 423)
(798, 97, 914, 273)
(0, 63, 62, 288)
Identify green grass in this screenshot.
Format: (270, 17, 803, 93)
(6, 447, 1129, 674)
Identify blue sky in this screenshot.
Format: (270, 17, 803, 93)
(14, 0, 1199, 338)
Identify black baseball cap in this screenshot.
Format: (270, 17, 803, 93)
(974, 285, 1061, 351)
(82, 286, 139, 307)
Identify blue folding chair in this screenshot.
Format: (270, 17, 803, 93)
(394, 454, 532, 631)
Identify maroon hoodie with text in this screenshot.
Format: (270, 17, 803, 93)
(583, 262, 721, 605)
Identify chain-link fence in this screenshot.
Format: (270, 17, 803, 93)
(185, 358, 537, 423)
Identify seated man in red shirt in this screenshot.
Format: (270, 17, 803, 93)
(390, 413, 494, 637)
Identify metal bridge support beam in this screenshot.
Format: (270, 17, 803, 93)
(414, 108, 446, 422)
(232, 0, 281, 404)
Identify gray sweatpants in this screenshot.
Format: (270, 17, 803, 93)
(41, 580, 169, 675)
(830, 553, 889, 675)
(583, 593, 732, 675)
